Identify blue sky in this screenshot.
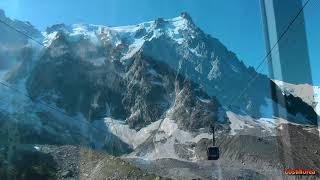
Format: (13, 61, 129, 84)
(0, 0, 319, 85)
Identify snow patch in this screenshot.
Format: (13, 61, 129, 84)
(34, 146, 40, 151)
(90, 57, 105, 66)
(227, 111, 255, 135)
(189, 48, 202, 57)
(230, 64, 240, 73)
(197, 96, 211, 103)
(141, 118, 212, 161)
(70, 24, 100, 45)
(43, 31, 58, 47)
(207, 59, 220, 80)
(104, 118, 161, 149)
(106, 117, 212, 161)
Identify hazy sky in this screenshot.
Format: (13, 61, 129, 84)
(0, 0, 319, 85)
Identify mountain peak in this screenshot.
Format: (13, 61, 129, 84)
(46, 23, 69, 34)
(173, 12, 196, 30)
(180, 12, 193, 22)
(154, 18, 166, 29)
(0, 9, 5, 18)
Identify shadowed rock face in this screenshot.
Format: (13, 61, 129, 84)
(0, 108, 132, 156)
(166, 81, 222, 131)
(26, 44, 224, 131)
(121, 54, 174, 130)
(27, 52, 127, 121)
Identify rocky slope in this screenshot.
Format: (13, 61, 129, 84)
(0, 144, 169, 180)
(124, 123, 320, 180)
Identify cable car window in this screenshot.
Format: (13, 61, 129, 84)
(0, 0, 319, 179)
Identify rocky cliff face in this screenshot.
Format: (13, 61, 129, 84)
(26, 46, 224, 131)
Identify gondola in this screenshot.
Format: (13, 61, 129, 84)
(207, 125, 219, 160)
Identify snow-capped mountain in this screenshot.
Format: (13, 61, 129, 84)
(25, 13, 232, 130)
(42, 13, 200, 62)
(1, 10, 320, 179)
(22, 12, 317, 126)
(1, 8, 317, 145)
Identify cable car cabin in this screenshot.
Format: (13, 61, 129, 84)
(207, 146, 219, 160)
